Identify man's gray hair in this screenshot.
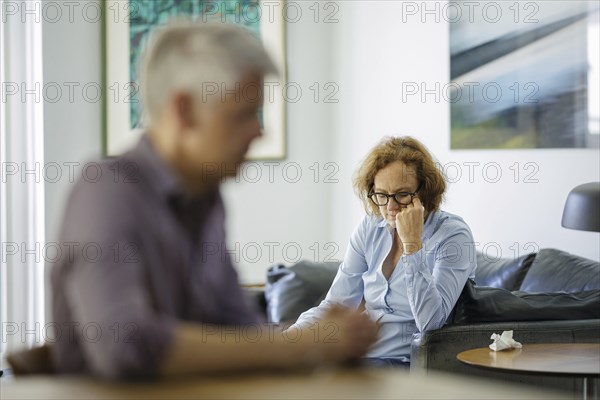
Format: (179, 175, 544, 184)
(140, 20, 278, 125)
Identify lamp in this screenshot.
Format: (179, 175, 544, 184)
(561, 182, 600, 232)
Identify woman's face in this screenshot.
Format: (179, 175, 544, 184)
(372, 161, 420, 229)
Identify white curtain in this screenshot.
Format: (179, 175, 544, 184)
(0, 0, 46, 356)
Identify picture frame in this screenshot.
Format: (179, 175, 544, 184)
(102, 0, 287, 159)
(449, 0, 599, 149)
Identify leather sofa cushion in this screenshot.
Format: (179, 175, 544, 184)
(265, 260, 339, 324)
(474, 252, 536, 291)
(519, 249, 600, 293)
(454, 279, 600, 323)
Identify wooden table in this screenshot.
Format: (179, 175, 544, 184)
(457, 343, 600, 400)
(0, 367, 574, 400)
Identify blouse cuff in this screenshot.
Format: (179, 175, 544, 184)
(402, 247, 427, 272)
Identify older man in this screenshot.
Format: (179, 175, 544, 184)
(51, 22, 377, 380)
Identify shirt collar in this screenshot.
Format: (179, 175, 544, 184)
(376, 217, 388, 228)
(422, 210, 441, 240)
(126, 133, 185, 202)
(129, 134, 223, 209)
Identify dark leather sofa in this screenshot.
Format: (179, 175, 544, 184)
(411, 248, 599, 395)
(252, 248, 600, 396)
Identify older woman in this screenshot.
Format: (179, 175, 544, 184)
(289, 136, 476, 366)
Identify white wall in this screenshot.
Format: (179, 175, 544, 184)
(329, 1, 600, 263)
(222, 3, 339, 283)
(40, 1, 341, 285)
(42, 2, 103, 319)
(41, 1, 600, 293)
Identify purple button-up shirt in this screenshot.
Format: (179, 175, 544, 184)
(50, 135, 258, 379)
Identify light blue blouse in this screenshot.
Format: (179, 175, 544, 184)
(292, 210, 477, 361)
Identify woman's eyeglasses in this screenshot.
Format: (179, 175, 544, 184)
(368, 184, 421, 206)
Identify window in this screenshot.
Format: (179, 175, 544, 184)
(0, 0, 46, 355)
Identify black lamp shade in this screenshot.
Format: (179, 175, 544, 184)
(561, 182, 600, 232)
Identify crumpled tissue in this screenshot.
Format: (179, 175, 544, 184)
(489, 330, 522, 351)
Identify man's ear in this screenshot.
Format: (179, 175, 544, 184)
(173, 93, 197, 130)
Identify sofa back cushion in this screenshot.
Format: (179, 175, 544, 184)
(453, 279, 600, 323)
(265, 260, 339, 324)
(519, 249, 600, 293)
(474, 252, 536, 291)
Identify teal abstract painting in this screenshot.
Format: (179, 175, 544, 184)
(129, 0, 261, 129)
(104, 0, 286, 158)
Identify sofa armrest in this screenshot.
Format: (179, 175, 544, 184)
(411, 319, 600, 372)
(410, 319, 600, 395)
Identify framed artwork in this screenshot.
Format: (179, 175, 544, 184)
(103, 0, 287, 159)
(450, 1, 599, 149)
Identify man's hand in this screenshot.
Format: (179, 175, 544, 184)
(314, 305, 379, 364)
(163, 306, 378, 376)
(395, 197, 424, 254)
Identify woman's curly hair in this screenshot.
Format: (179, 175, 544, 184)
(353, 136, 446, 218)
